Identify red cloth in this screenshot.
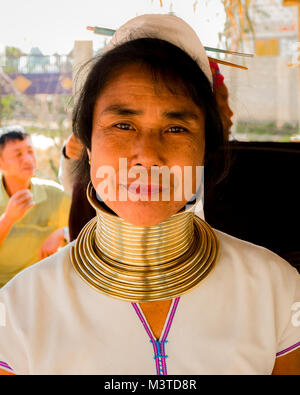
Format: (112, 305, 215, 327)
(209, 61, 224, 89)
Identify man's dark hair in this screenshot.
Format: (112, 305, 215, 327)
(72, 38, 230, 194)
(0, 126, 29, 151)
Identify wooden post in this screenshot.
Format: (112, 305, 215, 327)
(298, 5, 300, 87)
(72, 41, 93, 100)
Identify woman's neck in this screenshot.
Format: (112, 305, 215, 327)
(92, 185, 195, 266)
(93, 200, 195, 267)
(70, 183, 219, 302)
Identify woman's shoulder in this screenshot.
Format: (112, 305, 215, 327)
(214, 228, 299, 281)
(0, 241, 79, 375)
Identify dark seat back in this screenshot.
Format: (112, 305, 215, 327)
(204, 141, 300, 273)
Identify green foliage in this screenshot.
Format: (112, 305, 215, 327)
(235, 121, 298, 141)
(5, 46, 23, 57)
(4, 46, 23, 73)
(0, 96, 19, 120)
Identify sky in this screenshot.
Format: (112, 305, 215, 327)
(0, 0, 226, 55)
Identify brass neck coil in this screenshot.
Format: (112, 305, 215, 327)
(71, 183, 220, 302)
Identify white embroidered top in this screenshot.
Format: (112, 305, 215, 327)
(0, 230, 299, 375)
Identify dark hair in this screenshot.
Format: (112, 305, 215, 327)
(0, 126, 29, 151)
(72, 38, 230, 194)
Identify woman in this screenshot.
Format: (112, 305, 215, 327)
(0, 14, 299, 375)
(58, 61, 233, 242)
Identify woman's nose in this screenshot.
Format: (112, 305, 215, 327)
(130, 132, 165, 168)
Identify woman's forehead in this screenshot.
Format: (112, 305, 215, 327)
(101, 64, 187, 96)
(94, 64, 202, 114)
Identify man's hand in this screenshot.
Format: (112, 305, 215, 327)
(0, 190, 34, 246)
(4, 189, 34, 224)
(39, 228, 65, 260)
(65, 134, 83, 160)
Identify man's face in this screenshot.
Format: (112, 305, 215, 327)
(0, 137, 37, 181)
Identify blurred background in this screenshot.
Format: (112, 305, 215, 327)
(1, 0, 300, 182)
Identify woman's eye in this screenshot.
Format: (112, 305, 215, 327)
(168, 126, 188, 133)
(114, 123, 135, 131)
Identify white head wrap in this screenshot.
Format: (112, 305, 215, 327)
(105, 14, 212, 86)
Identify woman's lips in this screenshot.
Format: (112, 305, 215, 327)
(120, 183, 168, 195)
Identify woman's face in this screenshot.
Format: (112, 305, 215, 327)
(90, 63, 205, 226)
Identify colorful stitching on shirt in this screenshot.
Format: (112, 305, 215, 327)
(276, 341, 300, 357)
(0, 361, 13, 371)
(132, 297, 180, 375)
(151, 340, 168, 375)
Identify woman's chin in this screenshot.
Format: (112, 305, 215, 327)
(105, 200, 186, 227)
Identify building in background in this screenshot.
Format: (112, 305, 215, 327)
(253, 0, 297, 57)
(222, 0, 300, 140)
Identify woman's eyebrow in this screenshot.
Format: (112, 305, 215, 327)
(100, 105, 200, 121)
(162, 110, 200, 121)
(100, 104, 143, 116)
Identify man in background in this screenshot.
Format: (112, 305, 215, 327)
(0, 126, 71, 287)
